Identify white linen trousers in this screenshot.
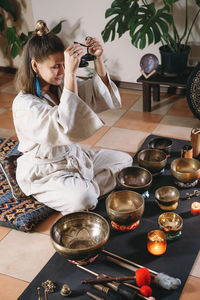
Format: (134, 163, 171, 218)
(12, 73, 133, 215)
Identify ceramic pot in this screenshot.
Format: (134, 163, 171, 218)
(159, 45, 190, 76)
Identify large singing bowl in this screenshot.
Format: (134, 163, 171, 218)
(50, 212, 110, 262)
(138, 149, 167, 173)
(117, 166, 152, 193)
(170, 158, 200, 183)
(106, 190, 144, 226)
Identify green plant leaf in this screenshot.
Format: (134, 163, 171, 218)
(6, 26, 17, 44)
(50, 20, 66, 34)
(3, 40, 8, 54)
(102, 17, 119, 42)
(19, 32, 29, 45)
(102, 0, 137, 42)
(130, 3, 172, 49)
(105, 7, 121, 18)
(0, 13, 4, 32)
(0, 0, 17, 21)
(147, 29, 154, 45)
(10, 43, 19, 58)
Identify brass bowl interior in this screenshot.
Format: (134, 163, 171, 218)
(50, 212, 110, 261)
(148, 137, 172, 153)
(137, 149, 167, 172)
(170, 158, 200, 183)
(117, 166, 152, 190)
(106, 190, 144, 225)
(158, 212, 183, 232)
(155, 186, 180, 205)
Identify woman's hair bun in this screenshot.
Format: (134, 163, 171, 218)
(35, 20, 49, 36)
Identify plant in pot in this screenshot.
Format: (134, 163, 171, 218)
(101, 0, 200, 76)
(0, 0, 65, 59)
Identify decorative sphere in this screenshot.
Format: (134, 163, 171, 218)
(140, 54, 159, 74)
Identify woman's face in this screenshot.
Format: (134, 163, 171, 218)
(35, 52, 65, 87)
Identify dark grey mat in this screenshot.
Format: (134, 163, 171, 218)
(18, 135, 200, 300)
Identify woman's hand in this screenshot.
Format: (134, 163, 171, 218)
(85, 37, 111, 90)
(64, 43, 84, 75)
(85, 37, 104, 58)
(64, 43, 83, 94)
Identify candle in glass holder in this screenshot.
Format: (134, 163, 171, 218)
(147, 230, 167, 256)
(191, 202, 200, 215)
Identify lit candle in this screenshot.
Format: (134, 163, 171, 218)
(147, 230, 167, 256)
(191, 202, 200, 216)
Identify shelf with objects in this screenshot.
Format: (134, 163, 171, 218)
(137, 55, 194, 112)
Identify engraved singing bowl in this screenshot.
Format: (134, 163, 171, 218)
(117, 166, 152, 193)
(106, 190, 144, 226)
(50, 212, 110, 262)
(148, 137, 172, 154)
(137, 149, 167, 173)
(155, 186, 180, 207)
(170, 158, 200, 183)
(158, 212, 183, 238)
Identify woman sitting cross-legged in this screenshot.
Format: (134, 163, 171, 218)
(12, 20, 133, 215)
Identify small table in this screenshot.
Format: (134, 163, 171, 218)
(137, 66, 194, 112)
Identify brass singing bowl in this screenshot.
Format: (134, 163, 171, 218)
(50, 211, 110, 261)
(148, 137, 172, 154)
(155, 186, 180, 207)
(170, 158, 200, 183)
(137, 149, 167, 173)
(158, 212, 183, 235)
(117, 166, 152, 193)
(106, 190, 144, 226)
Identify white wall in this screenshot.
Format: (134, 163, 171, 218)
(1, 0, 200, 83)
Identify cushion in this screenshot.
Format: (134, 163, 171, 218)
(0, 154, 26, 199)
(0, 137, 55, 232)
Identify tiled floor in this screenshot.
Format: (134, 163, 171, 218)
(0, 71, 200, 299)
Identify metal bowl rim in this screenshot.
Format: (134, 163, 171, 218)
(158, 212, 183, 230)
(171, 158, 200, 174)
(155, 185, 180, 202)
(117, 166, 153, 189)
(50, 211, 110, 253)
(138, 148, 167, 162)
(106, 189, 144, 214)
(148, 137, 172, 148)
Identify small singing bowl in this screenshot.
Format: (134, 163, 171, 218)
(170, 158, 200, 183)
(155, 186, 180, 210)
(50, 211, 110, 263)
(148, 137, 172, 154)
(158, 212, 183, 240)
(106, 190, 144, 229)
(137, 149, 167, 173)
(117, 166, 152, 193)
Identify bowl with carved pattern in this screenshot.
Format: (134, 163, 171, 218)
(50, 211, 110, 264)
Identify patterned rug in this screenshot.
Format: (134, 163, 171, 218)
(0, 137, 54, 232)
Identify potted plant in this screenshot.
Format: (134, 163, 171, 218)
(0, 0, 65, 60)
(101, 0, 200, 75)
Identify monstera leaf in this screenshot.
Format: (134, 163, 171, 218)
(129, 3, 173, 49)
(102, 1, 172, 49)
(102, 0, 200, 52)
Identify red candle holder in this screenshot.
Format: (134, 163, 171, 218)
(191, 202, 200, 215)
